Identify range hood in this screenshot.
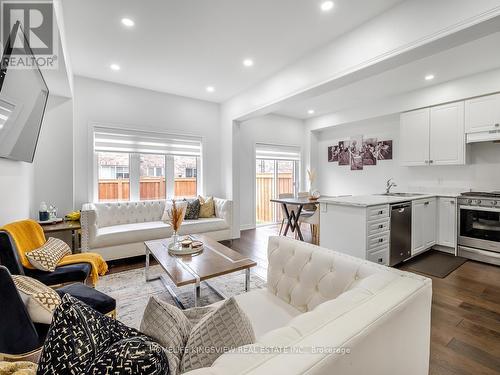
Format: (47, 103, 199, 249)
(466, 129, 500, 143)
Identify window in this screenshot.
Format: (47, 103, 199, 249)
(255, 144, 300, 225)
(93, 127, 202, 202)
(97, 152, 130, 201)
(140, 154, 166, 200)
(174, 155, 198, 198)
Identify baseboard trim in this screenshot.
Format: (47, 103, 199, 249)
(240, 224, 256, 231)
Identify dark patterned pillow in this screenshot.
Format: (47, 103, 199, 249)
(37, 294, 168, 375)
(183, 199, 201, 220)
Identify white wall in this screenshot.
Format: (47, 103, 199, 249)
(73, 76, 222, 208)
(239, 114, 306, 229)
(315, 115, 500, 196)
(33, 95, 74, 217)
(0, 159, 33, 225)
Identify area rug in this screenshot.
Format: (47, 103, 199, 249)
(400, 250, 467, 278)
(96, 265, 266, 329)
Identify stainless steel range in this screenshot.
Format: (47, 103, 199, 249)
(458, 192, 500, 266)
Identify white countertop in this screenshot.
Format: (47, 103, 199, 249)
(318, 192, 461, 207)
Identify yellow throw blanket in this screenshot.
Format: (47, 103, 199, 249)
(1, 219, 108, 286)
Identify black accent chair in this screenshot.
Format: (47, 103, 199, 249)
(0, 265, 116, 360)
(0, 230, 91, 286)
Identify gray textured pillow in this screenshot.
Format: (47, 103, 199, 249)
(140, 297, 191, 375)
(180, 297, 256, 373)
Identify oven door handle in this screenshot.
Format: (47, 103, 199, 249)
(459, 205, 500, 213)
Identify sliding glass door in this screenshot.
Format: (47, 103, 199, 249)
(255, 158, 298, 225)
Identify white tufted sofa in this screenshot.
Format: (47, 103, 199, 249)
(185, 236, 432, 375)
(80, 198, 232, 260)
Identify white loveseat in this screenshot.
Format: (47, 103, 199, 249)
(80, 198, 232, 260)
(186, 236, 432, 375)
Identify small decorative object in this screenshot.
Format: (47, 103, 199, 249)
(309, 190, 321, 201)
(48, 205, 57, 220)
(168, 236, 204, 255)
(168, 200, 186, 252)
(181, 239, 193, 248)
(39, 201, 49, 222)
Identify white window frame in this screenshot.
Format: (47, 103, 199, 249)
(90, 124, 204, 203)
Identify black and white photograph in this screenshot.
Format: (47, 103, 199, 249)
(376, 140, 393, 160)
(338, 140, 351, 166)
(328, 145, 339, 162)
(350, 135, 363, 170)
(362, 138, 377, 166)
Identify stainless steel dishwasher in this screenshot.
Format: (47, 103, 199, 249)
(389, 202, 412, 266)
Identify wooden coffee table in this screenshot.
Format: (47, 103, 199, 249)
(144, 234, 257, 309)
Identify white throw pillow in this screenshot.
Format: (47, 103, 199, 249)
(161, 200, 188, 222)
(26, 237, 71, 272)
(12, 275, 61, 324)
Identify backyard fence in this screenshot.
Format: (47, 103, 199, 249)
(98, 177, 197, 201)
(256, 173, 293, 223)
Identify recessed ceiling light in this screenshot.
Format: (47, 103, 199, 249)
(320, 1, 334, 12)
(308, 109, 315, 115)
(110, 63, 121, 71)
(121, 18, 135, 27)
(243, 59, 254, 67)
(206, 86, 215, 93)
(425, 74, 435, 81)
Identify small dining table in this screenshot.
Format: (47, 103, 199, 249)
(270, 197, 319, 241)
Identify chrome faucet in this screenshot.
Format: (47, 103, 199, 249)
(386, 178, 397, 194)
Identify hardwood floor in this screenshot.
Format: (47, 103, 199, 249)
(108, 224, 500, 374)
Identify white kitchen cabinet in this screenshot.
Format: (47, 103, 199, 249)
(411, 198, 437, 256)
(430, 102, 465, 165)
(400, 108, 430, 166)
(319, 203, 390, 265)
(400, 102, 466, 167)
(465, 93, 500, 133)
(437, 197, 457, 249)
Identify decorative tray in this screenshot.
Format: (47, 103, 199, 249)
(167, 238, 204, 255)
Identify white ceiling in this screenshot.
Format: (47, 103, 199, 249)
(274, 32, 500, 119)
(62, 0, 402, 102)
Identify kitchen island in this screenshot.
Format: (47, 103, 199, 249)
(319, 193, 459, 266)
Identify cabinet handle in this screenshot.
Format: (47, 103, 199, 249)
(379, 238, 384, 243)
(429, 160, 434, 164)
(378, 210, 383, 215)
(495, 123, 500, 127)
(378, 258, 383, 263)
(424, 201, 430, 205)
(378, 224, 384, 229)
(450, 201, 455, 205)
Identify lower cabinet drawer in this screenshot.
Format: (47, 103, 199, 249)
(367, 232, 390, 250)
(367, 205, 389, 220)
(367, 218, 390, 236)
(367, 247, 389, 266)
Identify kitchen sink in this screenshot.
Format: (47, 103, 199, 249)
(376, 193, 426, 197)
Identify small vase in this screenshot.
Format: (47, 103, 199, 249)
(171, 231, 181, 250)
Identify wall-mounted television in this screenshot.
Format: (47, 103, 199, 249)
(0, 21, 49, 163)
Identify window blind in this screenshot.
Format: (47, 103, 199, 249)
(93, 127, 202, 156)
(255, 143, 301, 161)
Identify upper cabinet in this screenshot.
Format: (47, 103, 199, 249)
(400, 108, 430, 166)
(400, 102, 465, 167)
(429, 102, 465, 165)
(465, 93, 500, 133)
